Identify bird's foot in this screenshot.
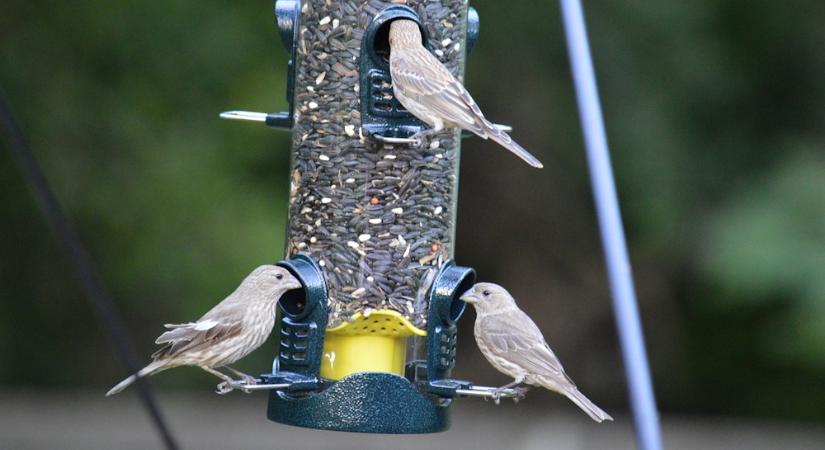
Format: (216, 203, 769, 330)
(215, 381, 234, 395)
(215, 375, 258, 395)
(222, 367, 259, 392)
(238, 374, 259, 386)
(491, 388, 504, 406)
(511, 387, 530, 404)
(409, 130, 436, 149)
(236, 375, 258, 394)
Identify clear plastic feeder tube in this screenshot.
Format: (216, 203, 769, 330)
(285, 0, 469, 337)
(287, 0, 466, 328)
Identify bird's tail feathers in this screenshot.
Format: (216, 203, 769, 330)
(485, 126, 544, 169)
(561, 387, 614, 423)
(105, 361, 167, 396)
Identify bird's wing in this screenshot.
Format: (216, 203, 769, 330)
(152, 309, 244, 360)
(155, 319, 222, 344)
(391, 48, 489, 136)
(480, 310, 573, 384)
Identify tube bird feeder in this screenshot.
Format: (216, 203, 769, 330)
(222, 0, 515, 434)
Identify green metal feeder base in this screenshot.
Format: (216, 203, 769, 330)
(266, 372, 450, 433)
(266, 258, 473, 433)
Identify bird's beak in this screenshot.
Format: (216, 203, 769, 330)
(459, 291, 478, 304)
(284, 274, 302, 291)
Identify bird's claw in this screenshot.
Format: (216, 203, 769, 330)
(491, 389, 503, 405)
(238, 377, 257, 394)
(408, 130, 435, 149)
(408, 136, 425, 149)
(512, 387, 529, 404)
(215, 381, 234, 395)
(488, 386, 529, 405)
(215, 376, 258, 395)
(240, 374, 259, 386)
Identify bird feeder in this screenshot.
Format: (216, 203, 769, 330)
(222, 0, 518, 434)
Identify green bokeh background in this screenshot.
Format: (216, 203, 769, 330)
(2, 0, 824, 424)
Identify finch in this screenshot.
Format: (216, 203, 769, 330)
(106, 265, 301, 396)
(461, 282, 613, 422)
(388, 19, 543, 169)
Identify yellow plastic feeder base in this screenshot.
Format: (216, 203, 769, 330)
(321, 309, 426, 380)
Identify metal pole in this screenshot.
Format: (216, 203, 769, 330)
(0, 93, 179, 450)
(558, 1, 663, 449)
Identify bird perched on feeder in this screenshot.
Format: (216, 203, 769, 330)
(388, 19, 544, 169)
(461, 282, 613, 422)
(106, 265, 301, 396)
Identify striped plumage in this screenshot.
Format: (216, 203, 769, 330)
(106, 265, 300, 396)
(461, 282, 613, 422)
(388, 19, 543, 169)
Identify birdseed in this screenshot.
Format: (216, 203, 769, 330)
(286, 0, 468, 328)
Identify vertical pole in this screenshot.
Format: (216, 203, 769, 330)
(558, 1, 663, 449)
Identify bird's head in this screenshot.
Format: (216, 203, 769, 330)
(389, 19, 423, 47)
(460, 282, 517, 313)
(248, 265, 302, 295)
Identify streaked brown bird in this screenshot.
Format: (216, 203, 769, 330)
(388, 19, 543, 168)
(461, 282, 613, 422)
(106, 265, 301, 396)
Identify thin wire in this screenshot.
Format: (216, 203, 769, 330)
(0, 92, 180, 450)
(558, 1, 663, 449)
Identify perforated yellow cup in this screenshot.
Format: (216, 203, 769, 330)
(320, 309, 426, 380)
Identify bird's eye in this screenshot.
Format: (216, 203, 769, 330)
(276, 274, 284, 280)
(482, 290, 491, 297)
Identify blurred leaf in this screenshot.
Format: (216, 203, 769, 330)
(701, 150, 825, 365)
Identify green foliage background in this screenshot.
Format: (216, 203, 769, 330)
(2, 0, 824, 422)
